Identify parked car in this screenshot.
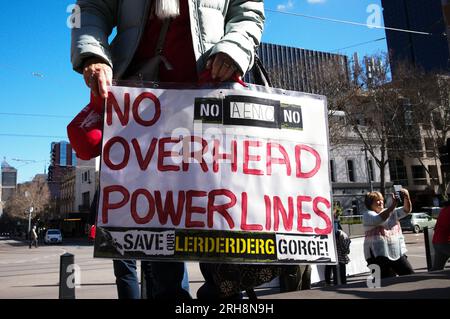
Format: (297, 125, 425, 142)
(420, 207, 441, 219)
(44, 229, 63, 244)
(400, 213, 436, 233)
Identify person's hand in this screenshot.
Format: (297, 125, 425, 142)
(206, 52, 241, 82)
(400, 188, 412, 213)
(83, 57, 113, 98)
(400, 188, 410, 200)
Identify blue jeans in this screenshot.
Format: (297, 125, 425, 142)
(147, 261, 191, 300)
(113, 260, 140, 299)
(113, 259, 190, 299)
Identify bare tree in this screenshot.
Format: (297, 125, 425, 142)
(342, 53, 397, 197)
(4, 179, 50, 221)
(389, 65, 450, 199)
(263, 51, 450, 200)
(318, 58, 355, 146)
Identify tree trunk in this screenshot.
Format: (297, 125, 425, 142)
(380, 141, 386, 198)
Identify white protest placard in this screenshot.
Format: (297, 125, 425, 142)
(95, 84, 336, 264)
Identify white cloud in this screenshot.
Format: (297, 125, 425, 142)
(307, 0, 326, 4)
(277, 0, 295, 11)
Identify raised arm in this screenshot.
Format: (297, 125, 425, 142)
(71, 0, 118, 73)
(400, 188, 412, 214)
(364, 194, 398, 226)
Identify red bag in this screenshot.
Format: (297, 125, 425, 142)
(67, 94, 104, 160)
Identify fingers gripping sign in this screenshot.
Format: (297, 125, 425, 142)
(83, 58, 113, 98)
(206, 52, 241, 82)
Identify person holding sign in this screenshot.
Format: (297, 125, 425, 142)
(71, 0, 265, 299)
(363, 190, 415, 278)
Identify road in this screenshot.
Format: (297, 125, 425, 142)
(0, 237, 207, 299)
(0, 232, 440, 299)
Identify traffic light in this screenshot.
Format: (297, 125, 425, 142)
(438, 138, 450, 174)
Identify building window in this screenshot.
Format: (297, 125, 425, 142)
(432, 111, 443, 130)
(347, 160, 356, 182)
(424, 138, 435, 157)
(82, 171, 91, 183)
(428, 165, 439, 184)
(411, 165, 427, 185)
(1, 172, 16, 187)
(330, 160, 336, 182)
(82, 191, 90, 207)
(368, 160, 375, 182)
(61, 143, 67, 166)
(411, 137, 423, 157)
(389, 159, 408, 186)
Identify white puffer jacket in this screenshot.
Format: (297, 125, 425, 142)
(71, 0, 265, 79)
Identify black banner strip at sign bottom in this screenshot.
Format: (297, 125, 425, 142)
(94, 227, 332, 263)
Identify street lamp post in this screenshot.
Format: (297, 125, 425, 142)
(28, 206, 34, 235)
(24, 191, 34, 238)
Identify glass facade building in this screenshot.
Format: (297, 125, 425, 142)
(50, 141, 75, 167)
(48, 141, 76, 182)
(381, 0, 450, 75)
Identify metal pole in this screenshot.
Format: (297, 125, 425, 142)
(140, 263, 147, 299)
(363, 147, 374, 192)
(25, 191, 31, 240)
(59, 253, 76, 299)
(423, 227, 435, 271)
(27, 207, 33, 241)
(28, 211, 31, 236)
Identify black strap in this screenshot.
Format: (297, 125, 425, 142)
(155, 18, 171, 56)
(125, 18, 172, 81)
(251, 54, 272, 87)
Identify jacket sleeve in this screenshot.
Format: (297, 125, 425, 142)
(71, 0, 118, 73)
(209, 0, 265, 75)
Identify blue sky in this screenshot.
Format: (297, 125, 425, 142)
(0, 0, 388, 183)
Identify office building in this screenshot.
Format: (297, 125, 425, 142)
(381, 0, 450, 75)
(0, 159, 17, 217)
(246, 42, 350, 93)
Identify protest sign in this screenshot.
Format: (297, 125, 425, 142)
(95, 84, 336, 264)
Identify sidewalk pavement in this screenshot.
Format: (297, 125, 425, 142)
(1, 236, 449, 299)
(260, 270, 450, 299)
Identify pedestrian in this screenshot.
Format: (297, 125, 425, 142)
(333, 205, 343, 232)
(29, 226, 38, 249)
(363, 189, 415, 278)
(431, 203, 450, 271)
(279, 264, 312, 292)
(325, 228, 351, 286)
(71, 0, 264, 300)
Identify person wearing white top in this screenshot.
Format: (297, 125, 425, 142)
(363, 189, 414, 278)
